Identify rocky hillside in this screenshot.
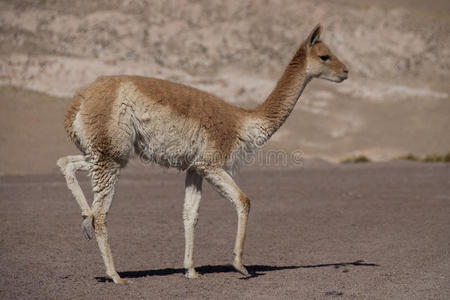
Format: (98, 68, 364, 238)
(1, 0, 449, 162)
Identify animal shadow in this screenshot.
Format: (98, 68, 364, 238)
(95, 260, 378, 282)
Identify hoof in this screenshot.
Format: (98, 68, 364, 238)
(185, 269, 203, 279)
(81, 216, 94, 240)
(233, 261, 251, 277)
(113, 277, 129, 284)
(109, 272, 129, 284)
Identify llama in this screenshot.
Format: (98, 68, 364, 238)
(57, 24, 348, 283)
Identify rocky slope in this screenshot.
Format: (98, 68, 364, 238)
(1, 0, 449, 162)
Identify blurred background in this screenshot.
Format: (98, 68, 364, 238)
(0, 0, 449, 174)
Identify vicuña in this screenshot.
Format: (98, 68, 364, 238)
(57, 24, 348, 283)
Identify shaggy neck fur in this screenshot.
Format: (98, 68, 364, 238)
(253, 43, 310, 140)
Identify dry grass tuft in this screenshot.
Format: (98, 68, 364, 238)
(341, 155, 371, 164)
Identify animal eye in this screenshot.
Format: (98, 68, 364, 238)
(319, 55, 330, 61)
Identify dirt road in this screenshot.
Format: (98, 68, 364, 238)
(0, 162, 448, 299)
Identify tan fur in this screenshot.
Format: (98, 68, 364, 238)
(64, 95, 82, 151)
(76, 77, 125, 161)
(131, 76, 249, 162)
(57, 24, 348, 283)
(255, 44, 309, 138)
(93, 212, 107, 233)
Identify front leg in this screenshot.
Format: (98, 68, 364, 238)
(204, 168, 251, 277)
(232, 193, 250, 277)
(183, 169, 203, 278)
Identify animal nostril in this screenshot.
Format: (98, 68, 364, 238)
(343, 69, 349, 74)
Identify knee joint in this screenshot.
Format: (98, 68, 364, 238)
(57, 157, 69, 174)
(239, 194, 250, 214)
(93, 212, 107, 232)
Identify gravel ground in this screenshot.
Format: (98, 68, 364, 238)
(0, 162, 449, 299)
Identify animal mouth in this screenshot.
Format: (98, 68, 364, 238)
(337, 74, 348, 82)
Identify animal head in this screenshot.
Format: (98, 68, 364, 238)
(304, 24, 348, 82)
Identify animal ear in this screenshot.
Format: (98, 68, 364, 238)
(307, 24, 322, 48)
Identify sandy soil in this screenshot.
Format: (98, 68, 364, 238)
(0, 162, 449, 299)
(0, 87, 76, 175)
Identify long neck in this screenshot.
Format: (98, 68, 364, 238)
(253, 43, 310, 139)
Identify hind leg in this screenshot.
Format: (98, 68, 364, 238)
(89, 158, 127, 284)
(57, 155, 95, 239)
